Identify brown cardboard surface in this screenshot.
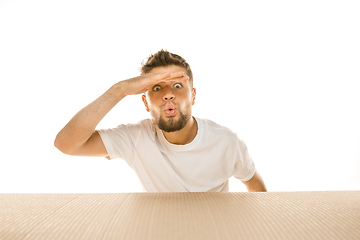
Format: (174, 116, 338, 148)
(1, 191, 359, 240)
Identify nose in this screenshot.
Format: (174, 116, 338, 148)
(163, 86, 175, 101)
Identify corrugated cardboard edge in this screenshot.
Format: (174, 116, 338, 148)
(1, 191, 360, 240)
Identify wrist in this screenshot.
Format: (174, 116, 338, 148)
(108, 81, 127, 101)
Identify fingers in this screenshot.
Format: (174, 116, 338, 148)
(158, 71, 189, 82)
(145, 71, 189, 93)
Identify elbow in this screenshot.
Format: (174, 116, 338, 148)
(54, 135, 72, 155)
(54, 134, 83, 156)
(54, 136, 65, 154)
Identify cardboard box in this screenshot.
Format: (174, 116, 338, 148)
(1, 191, 360, 240)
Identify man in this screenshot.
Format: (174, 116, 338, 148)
(54, 49, 267, 192)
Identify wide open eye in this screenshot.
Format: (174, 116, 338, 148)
(174, 83, 182, 89)
(153, 85, 161, 92)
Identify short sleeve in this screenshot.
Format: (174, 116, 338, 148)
(96, 124, 136, 163)
(233, 138, 256, 182)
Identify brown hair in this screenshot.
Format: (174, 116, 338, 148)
(140, 49, 193, 86)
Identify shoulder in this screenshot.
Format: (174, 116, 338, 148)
(196, 117, 241, 146)
(197, 117, 237, 137)
(124, 119, 154, 130)
(113, 119, 154, 130)
(196, 117, 249, 155)
(98, 119, 155, 136)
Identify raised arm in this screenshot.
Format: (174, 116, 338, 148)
(54, 71, 189, 157)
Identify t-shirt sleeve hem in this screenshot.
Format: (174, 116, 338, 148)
(96, 129, 117, 160)
(234, 167, 256, 182)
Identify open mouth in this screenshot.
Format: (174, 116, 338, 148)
(164, 105, 176, 117)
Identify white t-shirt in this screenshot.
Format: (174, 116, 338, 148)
(97, 117, 255, 192)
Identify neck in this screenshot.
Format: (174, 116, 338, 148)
(163, 117, 198, 145)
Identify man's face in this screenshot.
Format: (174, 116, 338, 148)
(142, 65, 196, 132)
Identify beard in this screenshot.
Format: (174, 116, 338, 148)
(152, 109, 191, 133)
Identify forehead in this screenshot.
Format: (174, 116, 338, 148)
(148, 65, 187, 74)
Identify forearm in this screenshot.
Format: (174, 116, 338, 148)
(54, 82, 126, 153)
(242, 170, 267, 192)
(54, 71, 185, 155)
(245, 184, 267, 192)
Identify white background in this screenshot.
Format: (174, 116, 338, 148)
(0, 0, 359, 193)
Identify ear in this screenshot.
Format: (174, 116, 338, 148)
(191, 88, 196, 105)
(142, 94, 150, 112)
